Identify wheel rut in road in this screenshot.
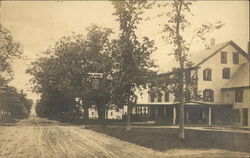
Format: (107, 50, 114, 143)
(0, 117, 160, 158)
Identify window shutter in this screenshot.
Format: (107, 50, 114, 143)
(203, 90, 206, 101)
(221, 52, 224, 63)
(203, 70, 206, 80)
(208, 69, 212, 81)
(240, 89, 243, 102)
(211, 90, 214, 102)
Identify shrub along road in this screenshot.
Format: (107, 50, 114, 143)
(0, 117, 249, 158)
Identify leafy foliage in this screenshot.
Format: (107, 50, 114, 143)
(157, 0, 224, 139)
(111, 0, 157, 129)
(0, 25, 29, 119)
(0, 25, 23, 82)
(0, 86, 32, 118)
(27, 25, 114, 120)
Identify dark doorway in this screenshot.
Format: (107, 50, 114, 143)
(166, 106, 173, 124)
(186, 107, 205, 124)
(158, 106, 165, 120)
(148, 107, 156, 121)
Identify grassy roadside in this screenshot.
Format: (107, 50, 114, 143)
(0, 116, 19, 126)
(86, 125, 250, 154)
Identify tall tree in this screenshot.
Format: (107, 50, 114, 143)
(1, 86, 32, 118)
(0, 25, 23, 116)
(27, 25, 114, 121)
(112, 0, 156, 130)
(158, 0, 224, 139)
(0, 25, 22, 83)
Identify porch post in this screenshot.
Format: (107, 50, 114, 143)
(202, 109, 205, 124)
(173, 106, 176, 125)
(208, 106, 212, 126)
(164, 106, 167, 116)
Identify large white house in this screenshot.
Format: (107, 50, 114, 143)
(131, 40, 250, 126)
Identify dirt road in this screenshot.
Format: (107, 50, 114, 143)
(0, 117, 162, 158)
(0, 117, 248, 158)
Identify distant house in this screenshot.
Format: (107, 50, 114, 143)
(128, 40, 250, 126)
(88, 106, 99, 119)
(106, 107, 123, 120)
(88, 105, 123, 120)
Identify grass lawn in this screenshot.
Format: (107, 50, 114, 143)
(86, 125, 250, 156)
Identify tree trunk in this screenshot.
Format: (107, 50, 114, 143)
(102, 108, 107, 127)
(179, 79, 185, 140)
(175, 0, 185, 140)
(97, 104, 105, 121)
(83, 105, 89, 121)
(126, 104, 131, 131)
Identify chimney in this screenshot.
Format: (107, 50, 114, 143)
(210, 38, 215, 48)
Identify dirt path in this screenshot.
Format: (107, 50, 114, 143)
(0, 117, 249, 158)
(0, 117, 161, 158)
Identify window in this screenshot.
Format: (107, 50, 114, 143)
(203, 68, 212, 81)
(235, 88, 243, 102)
(165, 92, 169, 102)
(232, 109, 241, 123)
(222, 68, 230, 79)
(221, 51, 227, 64)
(150, 94, 155, 102)
(92, 79, 100, 89)
(158, 94, 162, 102)
(110, 112, 113, 116)
(233, 52, 239, 64)
(185, 90, 191, 102)
(203, 89, 214, 102)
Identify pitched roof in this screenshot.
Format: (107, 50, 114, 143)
(223, 63, 250, 89)
(188, 41, 249, 67)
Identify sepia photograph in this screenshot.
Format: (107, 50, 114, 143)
(0, 0, 249, 157)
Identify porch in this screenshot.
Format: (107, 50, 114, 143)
(129, 102, 233, 126)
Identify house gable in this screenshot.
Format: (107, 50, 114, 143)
(193, 41, 249, 103)
(195, 41, 249, 67)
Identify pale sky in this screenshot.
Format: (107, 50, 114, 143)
(0, 1, 249, 100)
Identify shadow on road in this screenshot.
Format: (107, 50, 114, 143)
(0, 115, 66, 126)
(85, 125, 250, 153)
(0, 116, 19, 126)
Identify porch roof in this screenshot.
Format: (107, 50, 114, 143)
(136, 101, 232, 106)
(136, 102, 178, 106)
(188, 101, 232, 106)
